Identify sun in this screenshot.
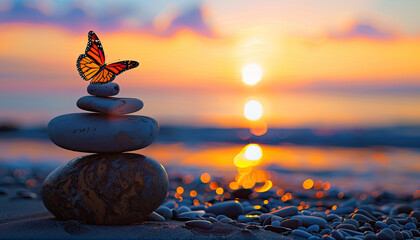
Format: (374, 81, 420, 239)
(242, 63, 262, 85)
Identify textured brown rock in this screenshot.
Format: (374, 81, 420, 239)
(42, 153, 168, 225)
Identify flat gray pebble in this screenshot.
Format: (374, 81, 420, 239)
(292, 229, 313, 238)
(177, 206, 191, 214)
(375, 221, 388, 229)
(291, 215, 327, 227)
(377, 228, 395, 240)
(403, 222, 416, 230)
(271, 206, 298, 218)
(17, 190, 37, 199)
(307, 224, 319, 232)
(155, 206, 173, 219)
(271, 220, 280, 227)
(185, 220, 212, 229)
(219, 217, 233, 223)
(87, 82, 119, 97)
(205, 201, 244, 219)
(145, 212, 165, 222)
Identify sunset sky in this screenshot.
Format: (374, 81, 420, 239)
(1, 0, 419, 127)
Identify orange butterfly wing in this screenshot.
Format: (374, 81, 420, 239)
(90, 61, 139, 84)
(77, 31, 139, 84)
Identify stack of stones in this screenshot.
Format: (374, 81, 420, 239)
(42, 82, 169, 225)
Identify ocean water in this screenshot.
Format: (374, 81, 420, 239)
(0, 136, 419, 195)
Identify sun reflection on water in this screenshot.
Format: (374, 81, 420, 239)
(244, 99, 263, 121)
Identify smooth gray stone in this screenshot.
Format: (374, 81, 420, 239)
(307, 224, 319, 232)
(176, 206, 191, 214)
(292, 229, 313, 238)
(237, 215, 259, 223)
(337, 223, 357, 231)
(375, 221, 388, 229)
(87, 83, 119, 97)
(343, 219, 359, 228)
(177, 211, 205, 220)
(271, 220, 280, 227)
(77, 96, 143, 115)
(48, 113, 158, 153)
(291, 215, 327, 227)
(404, 222, 416, 230)
(271, 206, 298, 217)
(155, 206, 173, 219)
(145, 212, 165, 222)
(219, 217, 233, 223)
(378, 228, 395, 240)
(205, 201, 244, 219)
(185, 220, 212, 229)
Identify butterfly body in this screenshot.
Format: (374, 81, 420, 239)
(76, 31, 139, 84)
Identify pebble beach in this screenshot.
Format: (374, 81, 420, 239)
(0, 165, 419, 240)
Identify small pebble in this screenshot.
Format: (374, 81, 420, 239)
(321, 236, 335, 240)
(292, 229, 313, 238)
(16, 190, 37, 199)
(307, 224, 319, 232)
(264, 225, 291, 234)
(394, 231, 403, 240)
(388, 223, 399, 231)
(219, 217, 233, 223)
(87, 82, 119, 97)
(291, 215, 327, 227)
(384, 217, 399, 226)
(280, 218, 301, 229)
(205, 201, 244, 219)
(155, 206, 173, 219)
(351, 214, 372, 223)
(216, 215, 228, 220)
(401, 230, 412, 238)
(331, 230, 345, 240)
(409, 211, 420, 222)
(0, 187, 9, 196)
(163, 201, 176, 209)
(337, 223, 358, 231)
(410, 229, 420, 237)
(364, 234, 377, 240)
(377, 228, 395, 240)
(271, 206, 298, 218)
(176, 206, 191, 214)
(298, 226, 307, 231)
(331, 206, 354, 215)
(185, 220, 212, 229)
(403, 222, 416, 230)
(271, 220, 280, 227)
(145, 212, 165, 222)
(374, 221, 388, 229)
(177, 211, 205, 220)
(237, 214, 259, 223)
(308, 236, 320, 240)
(343, 219, 359, 228)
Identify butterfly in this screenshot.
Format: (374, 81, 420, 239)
(76, 31, 139, 84)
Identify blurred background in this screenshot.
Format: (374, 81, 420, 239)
(0, 0, 419, 197)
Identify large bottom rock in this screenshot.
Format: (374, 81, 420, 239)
(42, 153, 168, 225)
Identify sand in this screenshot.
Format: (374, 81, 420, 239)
(0, 187, 295, 240)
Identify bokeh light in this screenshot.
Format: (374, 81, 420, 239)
(176, 186, 184, 194)
(200, 173, 211, 183)
(244, 100, 263, 121)
(242, 63, 262, 85)
(302, 179, 314, 190)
